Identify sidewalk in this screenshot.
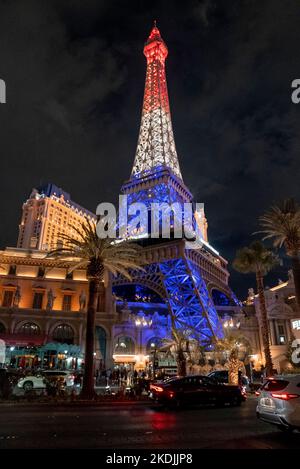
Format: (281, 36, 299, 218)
(0, 399, 151, 407)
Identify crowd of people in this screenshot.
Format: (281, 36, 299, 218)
(95, 367, 151, 393)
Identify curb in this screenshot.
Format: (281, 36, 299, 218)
(0, 399, 151, 407)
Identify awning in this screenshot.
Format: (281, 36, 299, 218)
(0, 334, 46, 346)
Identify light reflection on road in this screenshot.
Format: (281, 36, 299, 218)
(150, 410, 177, 430)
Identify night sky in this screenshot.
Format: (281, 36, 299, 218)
(1, 0, 300, 298)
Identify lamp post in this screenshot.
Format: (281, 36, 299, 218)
(223, 317, 241, 331)
(132, 313, 152, 371)
(150, 342, 157, 380)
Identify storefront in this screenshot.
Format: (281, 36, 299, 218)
(0, 333, 83, 370)
(0, 333, 46, 368)
(40, 343, 83, 370)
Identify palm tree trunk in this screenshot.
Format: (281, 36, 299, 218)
(81, 279, 101, 399)
(256, 271, 273, 376)
(177, 348, 187, 377)
(228, 349, 239, 385)
(291, 255, 300, 308)
(228, 358, 240, 385)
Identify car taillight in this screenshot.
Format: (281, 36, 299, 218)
(168, 391, 175, 398)
(255, 391, 260, 396)
(150, 384, 164, 393)
(271, 393, 299, 401)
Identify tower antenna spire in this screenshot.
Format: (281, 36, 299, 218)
(131, 24, 182, 179)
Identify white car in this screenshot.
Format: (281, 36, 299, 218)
(17, 371, 75, 391)
(17, 375, 45, 391)
(256, 375, 300, 432)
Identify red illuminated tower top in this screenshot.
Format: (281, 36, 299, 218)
(131, 23, 182, 180)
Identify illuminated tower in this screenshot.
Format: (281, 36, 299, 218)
(132, 24, 182, 179)
(121, 24, 192, 209)
(114, 25, 241, 343)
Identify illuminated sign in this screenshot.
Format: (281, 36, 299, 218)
(0, 79, 5, 103)
(292, 319, 300, 331)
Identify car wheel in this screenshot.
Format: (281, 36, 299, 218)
(23, 381, 34, 391)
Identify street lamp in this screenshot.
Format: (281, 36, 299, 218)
(150, 342, 157, 379)
(223, 317, 241, 330)
(132, 313, 152, 354)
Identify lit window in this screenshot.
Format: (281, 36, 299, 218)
(2, 290, 14, 307)
(62, 295, 72, 312)
(20, 322, 40, 335)
(32, 292, 44, 309)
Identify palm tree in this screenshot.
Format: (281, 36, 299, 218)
(161, 310, 194, 377)
(162, 311, 211, 377)
(48, 218, 142, 399)
(214, 334, 246, 385)
(161, 332, 188, 377)
(233, 241, 279, 377)
(259, 198, 300, 307)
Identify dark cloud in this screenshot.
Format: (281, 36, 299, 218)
(0, 0, 299, 297)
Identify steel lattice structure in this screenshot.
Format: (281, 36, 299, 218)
(131, 25, 182, 180)
(113, 255, 224, 342)
(115, 25, 242, 342)
(159, 258, 223, 340)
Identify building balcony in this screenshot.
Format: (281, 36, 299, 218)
(0, 305, 85, 319)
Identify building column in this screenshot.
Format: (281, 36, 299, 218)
(285, 320, 292, 342)
(269, 319, 275, 345)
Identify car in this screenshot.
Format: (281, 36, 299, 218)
(17, 374, 45, 391)
(256, 375, 300, 432)
(149, 374, 244, 408)
(207, 370, 249, 398)
(17, 370, 75, 391)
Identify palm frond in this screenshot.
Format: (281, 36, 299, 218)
(233, 240, 279, 276)
(258, 198, 300, 256)
(46, 216, 142, 280)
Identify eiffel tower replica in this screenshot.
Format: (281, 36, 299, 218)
(113, 24, 241, 343)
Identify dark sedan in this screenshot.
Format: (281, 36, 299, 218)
(149, 375, 244, 408)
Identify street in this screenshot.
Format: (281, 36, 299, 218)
(0, 397, 299, 449)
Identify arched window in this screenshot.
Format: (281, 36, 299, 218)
(114, 336, 135, 355)
(0, 322, 6, 334)
(95, 326, 106, 360)
(20, 322, 40, 336)
(146, 337, 163, 353)
(52, 324, 74, 344)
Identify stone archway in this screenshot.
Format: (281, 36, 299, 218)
(95, 326, 107, 369)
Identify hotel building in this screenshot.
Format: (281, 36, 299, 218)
(17, 183, 96, 251)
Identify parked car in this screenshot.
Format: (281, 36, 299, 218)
(17, 374, 45, 391)
(256, 375, 300, 432)
(149, 375, 244, 408)
(207, 370, 249, 397)
(17, 370, 75, 391)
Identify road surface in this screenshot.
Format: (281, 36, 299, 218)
(0, 396, 299, 449)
